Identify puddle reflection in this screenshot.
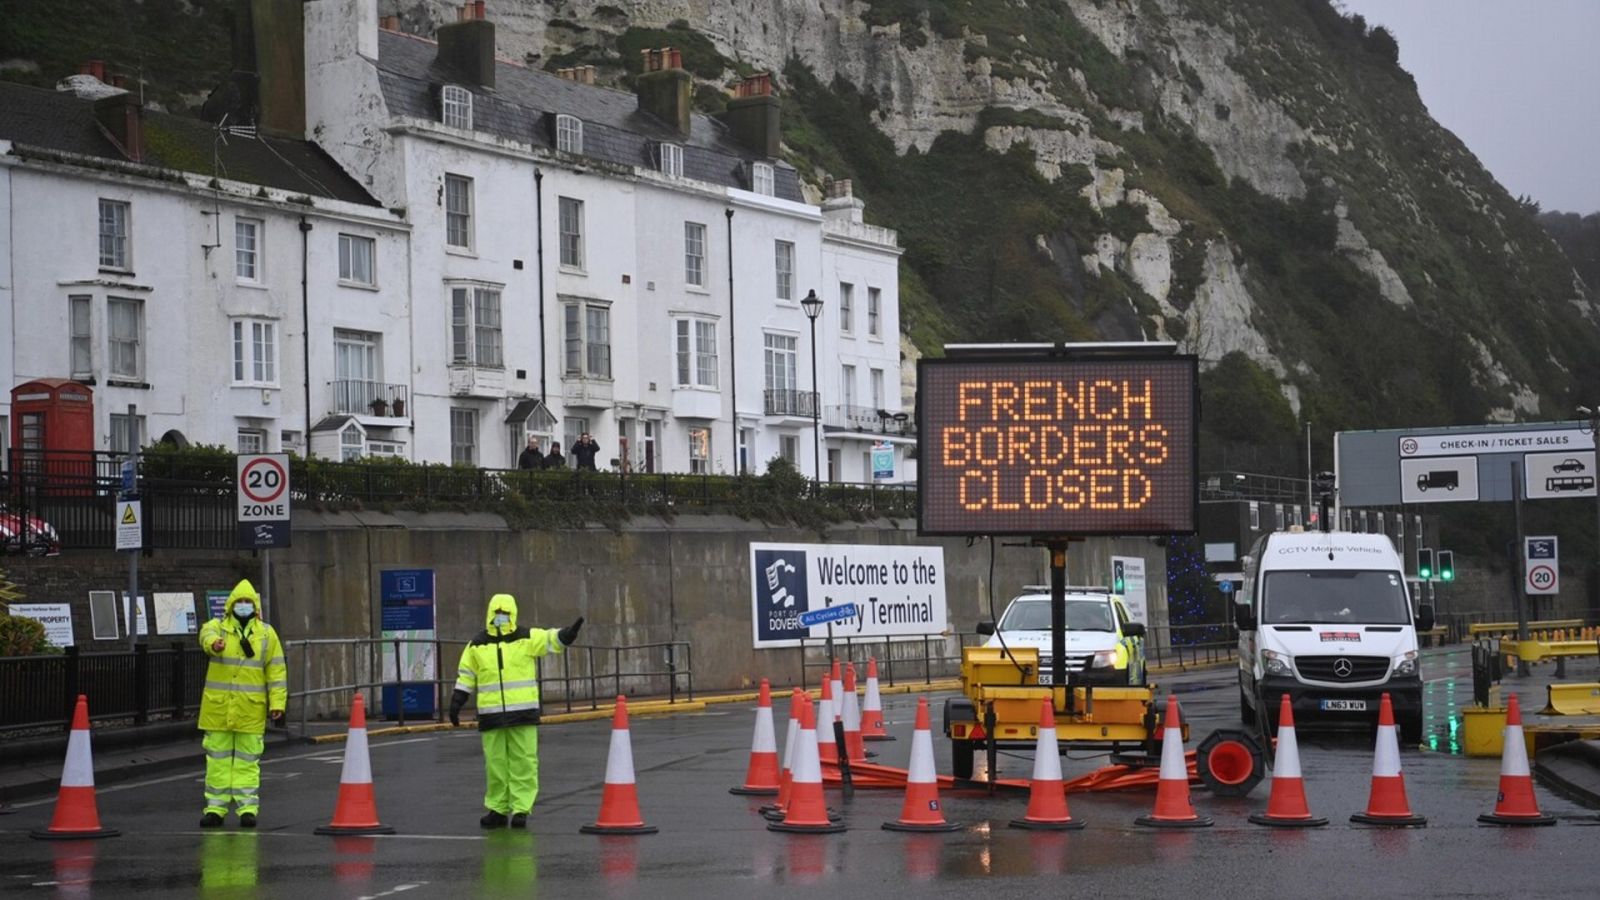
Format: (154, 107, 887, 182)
(198, 832, 258, 900)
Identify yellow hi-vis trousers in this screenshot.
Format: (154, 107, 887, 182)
(482, 725, 539, 815)
(203, 730, 265, 816)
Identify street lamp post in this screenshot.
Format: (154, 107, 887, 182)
(1581, 405, 1599, 622)
(801, 289, 824, 485)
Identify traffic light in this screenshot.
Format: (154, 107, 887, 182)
(1438, 550, 1454, 582)
(1418, 548, 1434, 581)
(1112, 560, 1126, 593)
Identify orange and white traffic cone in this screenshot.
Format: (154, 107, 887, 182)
(861, 657, 892, 741)
(761, 689, 802, 820)
(842, 663, 868, 764)
(769, 695, 846, 834)
(581, 696, 659, 835)
(1351, 692, 1427, 827)
(731, 678, 782, 796)
(1249, 694, 1327, 827)
(30, 695, 118, 840)
(1010, 698, 1082, 830)
(883, 697, 961, 833)
(816, 675, 839, 766)
(1478, 693, 1556, 826)
(316, 693, 395, 835)
(1135, 695, 1212, 828)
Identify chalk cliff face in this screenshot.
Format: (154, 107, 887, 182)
(7, 0, 1591, 437)
(386, 0, 1593, 432)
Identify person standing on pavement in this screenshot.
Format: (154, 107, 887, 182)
(543, 441, 566, 470)
(197, 579, 287, 828)
(571, 432, 601, 471)
(450, 594, 584, 828)
(517, 435, 545, 470)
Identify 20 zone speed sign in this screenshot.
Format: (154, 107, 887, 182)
(237, 454, 291, 522)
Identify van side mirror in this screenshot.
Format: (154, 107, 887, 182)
(1415, 604, 1435, 633)
(1122, 622, 1146, 638)
(975, 621, 996, 636)
(1234, 603, 1256, 632)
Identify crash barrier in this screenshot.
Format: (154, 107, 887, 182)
(285, 636, 693, 735)
(1499, 637, 1600, 679)
(1541, 683, 1600, 716)
(797, 621, 1238, 692)
(6, 448, 916, 551)
(1463, 618, 1586, 640)
(0, 643, 208, 735)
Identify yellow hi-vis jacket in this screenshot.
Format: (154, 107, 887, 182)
(198, 580, 287, 734)
(454, 594, 565, 730)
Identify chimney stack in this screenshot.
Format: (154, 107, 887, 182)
(822, 178, 865, 225)
(634, 46, 691, 136)
(437, 2, 496, 88)
(721, 73, 779, 158)
(79, 60, 108, 82)
(93, 92, 144, 163)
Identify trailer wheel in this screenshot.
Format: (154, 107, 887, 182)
(1195, 729, 1266, 798)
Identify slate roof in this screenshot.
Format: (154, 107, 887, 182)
(0, 81, 376, 206)
(375, 31, 804, 203)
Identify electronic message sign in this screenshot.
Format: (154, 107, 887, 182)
(917, 353, 1198, 536)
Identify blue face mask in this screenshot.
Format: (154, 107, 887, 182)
(233, 603, 255, 619)
(493, 613, 510, 627)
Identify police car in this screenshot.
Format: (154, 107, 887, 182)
(977, 586, 1147, 686)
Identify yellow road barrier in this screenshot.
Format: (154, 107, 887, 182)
(1468, 618, 1583, 638)
(1541, 683, 1600, 716)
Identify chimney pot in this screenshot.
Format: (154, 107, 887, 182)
(474, 1, 486, 19)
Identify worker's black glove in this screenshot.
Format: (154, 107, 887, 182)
(558, 616, 585, 646)
(449, 690, 468, 727)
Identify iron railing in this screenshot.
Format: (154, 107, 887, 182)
(330, 379, 410, 417)
(823, 404, 914, 436)
(763, 388, 819, 417)
(5, 449, 919, 550)
(0, 643, 208, 734)
(283, 636, 694, 736)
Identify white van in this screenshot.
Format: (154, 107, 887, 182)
(1234, 529, 1432, 742)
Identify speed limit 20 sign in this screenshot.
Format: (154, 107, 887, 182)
(237, 454, 291, 549)
(1524, 535, 1558, 596)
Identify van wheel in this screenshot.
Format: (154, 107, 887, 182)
(951, 739, 975, 780)
(1399, 713, 1423, 746)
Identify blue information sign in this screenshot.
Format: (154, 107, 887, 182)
(380, 569, 437, 717)
(798, 603, 859, 628)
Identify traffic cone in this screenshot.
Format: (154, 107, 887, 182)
(316, 693, 395, 835)
(731, 678, 782, 796)
(883, 697, 961, 833)
(816, 675, 839, 766)
(1249, 694, 1327, 827)
(581, 696, 659, 835)
(1135, 695, 1213, 828)
(861, 658, 892, 741)
(30, 695, 119, 840)
(1350, 692, 1427, 827)
(1009, 698, 1083, 830)
(842, 663, 868, 764)
(1478, 693, 1556, 826)
(762, 689, 802, 820)
(769, 695, 846, 833)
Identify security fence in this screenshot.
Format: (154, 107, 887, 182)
(0, 643, 208, 734)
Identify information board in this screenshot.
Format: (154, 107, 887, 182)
(917, 354, 1198, 535)
(380, 569, 437, 717)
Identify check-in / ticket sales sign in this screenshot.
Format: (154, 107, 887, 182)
(917, 355, 1198, 536)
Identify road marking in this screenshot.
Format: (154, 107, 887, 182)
(357, 883, 429, 899)
(6, 735, 444, 809)
(162, 830, 483, 842)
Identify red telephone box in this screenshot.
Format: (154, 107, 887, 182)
(10, 379, 95, 485)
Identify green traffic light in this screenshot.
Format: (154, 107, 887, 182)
(1439, 551, 1454, 582)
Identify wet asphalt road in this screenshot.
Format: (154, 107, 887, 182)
(3, 649, 1598, 899)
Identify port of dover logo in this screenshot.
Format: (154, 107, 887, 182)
(754, 548, 810, 643)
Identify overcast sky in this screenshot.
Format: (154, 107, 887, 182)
(1338, 0, 1600, 214)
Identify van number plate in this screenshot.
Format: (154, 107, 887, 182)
(1037, 671, 1054, 686)
(1319, 699, 1367, 711)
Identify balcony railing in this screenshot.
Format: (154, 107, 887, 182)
(824, 404, 914, 436)
(332, 380, 410, 417)
(763, 388, 819, 418)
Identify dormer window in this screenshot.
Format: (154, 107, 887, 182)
(752, 162, 775, 196)
(556, 114, 584, 154)
(659, 143, 683, 179)
(442, 85, 473, 130)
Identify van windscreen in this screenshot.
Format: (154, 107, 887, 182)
(1261, 570, 1409, 625)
